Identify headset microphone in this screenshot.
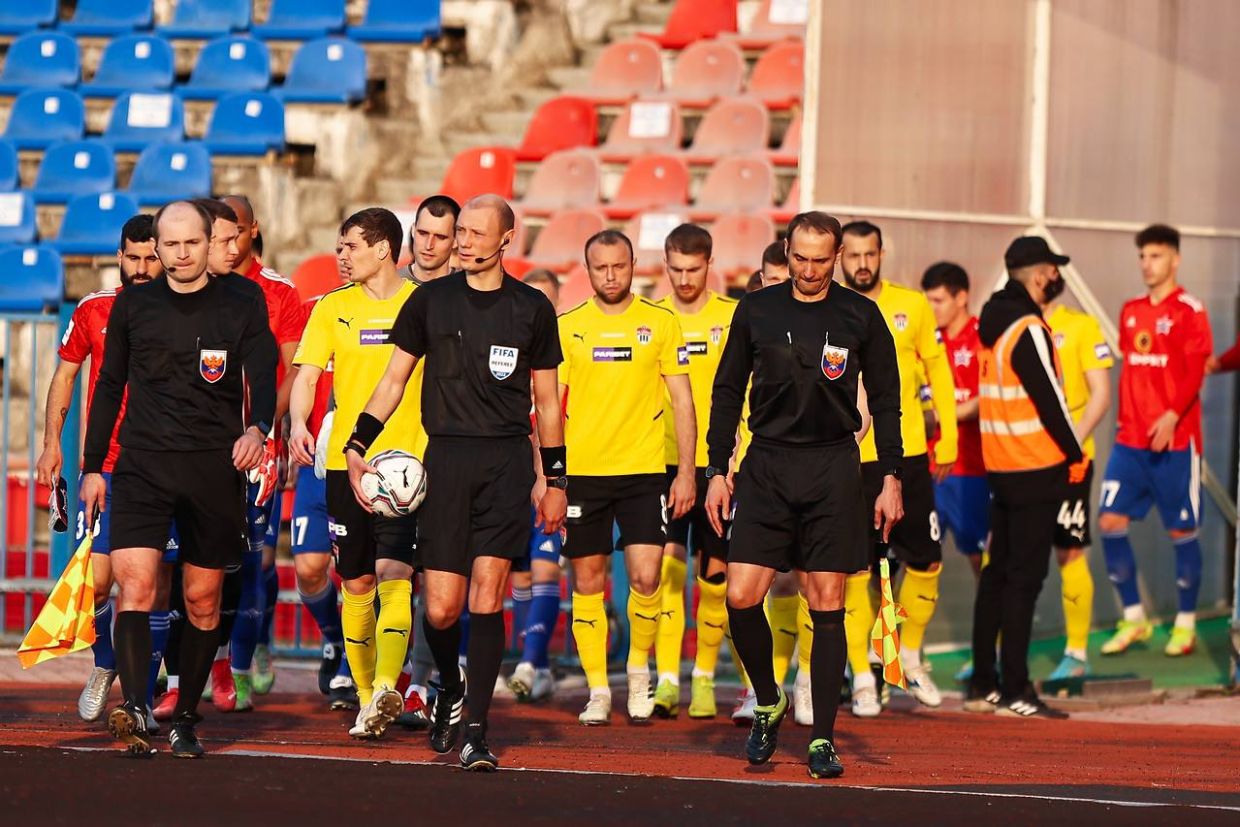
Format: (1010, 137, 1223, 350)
(473, 243, 508, 265)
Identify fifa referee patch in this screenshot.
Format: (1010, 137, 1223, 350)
(200, 349, 227, 383)
(489, 345, 518, 380)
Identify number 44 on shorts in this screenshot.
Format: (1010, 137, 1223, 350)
(1057, 499, 1086, 530)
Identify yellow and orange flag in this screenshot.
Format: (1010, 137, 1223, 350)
(17, 534, 96, 668)
(869, 558, 908, 690)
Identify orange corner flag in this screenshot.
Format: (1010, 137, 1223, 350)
(17, 534, 96, 669)
(869, 558, 908, 690)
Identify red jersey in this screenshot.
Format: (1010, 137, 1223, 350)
(303, 297, 334, 440)
(1116, 286, 1212, 451)
(243, 258, 307, 384)
(58, 289, 124, 473)
(940, 316, 985, 476)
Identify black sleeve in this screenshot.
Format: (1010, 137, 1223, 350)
(707, 297, 753, 470)
(859, 300, 903, 470)
(1010, 326, 1084, 464)
(240, 292, 279, 433)
(390, 287, 428, 357)
(529, 294, 562, 370)
(82, 291, 130, 473)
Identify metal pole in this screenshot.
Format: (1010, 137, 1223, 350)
(25, 322, 37, 631)
(797, 0, 824, 212)
(51, 302, 79, 576)
(1, 320, 12, 630)
(1027, 0, 1052, 222)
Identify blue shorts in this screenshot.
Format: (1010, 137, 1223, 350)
(1100, 443, 1200, 531)
(512, 506, 563, 573)
(933, 474, 991, 556)
(263, 483, 283, 549)
(78, 471, 180, 562)
(246, 480, 280, 553)
(290, 464, 332, 555)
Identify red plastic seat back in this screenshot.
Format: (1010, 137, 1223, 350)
(667, 39, 745, 97)
(603, 100, 684, 157)
(710, 213, 776, 274)
(748, 40, 804, 100)
(622, 210, 691, 271)
(528, 208, 608, 270)
(588, 39, 663, 97)
(291, 253, 344, 302)
(516, 96, 597, 161)
(689, 97, 770, 156)
(697, 156, 776, 212)
(780, 111, 801, 155)
(522, 150, 601, 212)
(440, 146, 516, 203)
(649, 0, 737, 49)
(559, 264, 595, 308)
(612, 154, 691, 211)
(749, 0, 809, 40)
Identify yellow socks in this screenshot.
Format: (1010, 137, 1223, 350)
(571, 591, 609, 690)
(341, 586, 377, 706)
(1060, 554, 1094, 657)
(655, 556, 687, 682)
(897, 566, 941, 661)
(796, 591, 812, 676)
(767, 594, 799, 685)
(693, 577, 728, 676)
(844, 572, 877, 676)
(627, 586, 662, 669)
(374, 579, 412, 691)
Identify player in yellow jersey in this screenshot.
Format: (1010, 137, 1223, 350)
(559, 230, 697, 726)
(648, 224, 738, 721)
(839, 221, 958, 717)
(288, 208, 427, 740)
(1041, 289, 1112, 680)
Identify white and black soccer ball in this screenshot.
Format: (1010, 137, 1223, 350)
(360, 449, 428, 518)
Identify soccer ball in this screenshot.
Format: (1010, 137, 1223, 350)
(360, 450, 427, 518)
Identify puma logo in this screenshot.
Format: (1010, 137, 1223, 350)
(659, 610, 676, 620)
(635, 612, 660, 622)
(1063, 592, 1082, 606)
(382, 628, 408, 637)
(573, 333, 586, 342)
(916, 595, 938, 603)
(345, 636, 372, 646)
(703, 621, 724, 630)
(573, 618, 597, 628)
(338, 317, 352, 328)
(777, 628, 798, 638)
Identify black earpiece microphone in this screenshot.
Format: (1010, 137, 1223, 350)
(474, 242, 509, 265)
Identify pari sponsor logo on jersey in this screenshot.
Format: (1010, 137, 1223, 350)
(359, 328, 391, 345)
(677, 346, 691, 366)
(199, 349, 227, 383)
(592, 346, 633, 362)
(821, 338, 848, 381)
(1094, 342, 1112, 361)
(489, 345, 518, 380)
(685, 341, 709, 357)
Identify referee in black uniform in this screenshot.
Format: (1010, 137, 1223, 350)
(347, 194, 566, 772)
(705, 211, 903, 779)
(81, 200, 278, 758)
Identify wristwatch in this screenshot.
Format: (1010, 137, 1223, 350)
(885, 465, 903, 481)
(704, 466, 726, 480)
(546, 476, 569, 490)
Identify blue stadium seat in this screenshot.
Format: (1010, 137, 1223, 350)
(253, 0, 346, 41)
(0, 32, 80, 94)
(32, 140, 116, 204)
(82, 34, 175, 98)
(61, 0, 154, 36)
(0, 190, 36, 245)
(0, 1, 56, 36)
(349, 0, 441, 43)
(102, 92, 185, 152)
(3, 89, 86, 151)
(128, 142, 212, 205)
(275, 38, 366, 104)
(54, 192, 140, 255)
(0, 140, 17, 191)
(0, 245, 63, 312)
(158, 0, 250, 39)
(204, 93, 284, 155)
(180, 36, 270, 101)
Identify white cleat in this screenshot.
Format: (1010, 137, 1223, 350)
(349, 700, 378, 739)
(508, 662, 536, 700)
(851, 684, 882, 718)
(793, 670, 814, 726)
(905, 664, 942, 708)
(366, 688, 403, 737)
(731, 687, 756, 725)
(529, 668, 555, 702)
(78, 667, 117, 722)
(626, 670, 655, 722)
(492, 672, 514, 698)
(578, 691, 612, 726)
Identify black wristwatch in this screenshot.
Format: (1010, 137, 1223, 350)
(704, 466, 727, 480)
(546, 476, 568, 490)
(884, 465, 903, 481)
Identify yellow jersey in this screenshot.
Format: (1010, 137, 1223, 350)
(657, 292, 737, 467)
(559, 295, 689, 476)
(294, 281, 427, 471)
(858, 280, 957, 464)
(1046, 303, 1113, 460)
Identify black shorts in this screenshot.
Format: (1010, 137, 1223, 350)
(862, 454, 942, 570)
(110, 447, 246, 570)
(417, 436, 534, 576)
(564, 473, 666, 558)
(1053, 460, 1094, 549)
(664, 466, 728, 569)
(729, 440, 868, 573)
(326, 470, 417, 581)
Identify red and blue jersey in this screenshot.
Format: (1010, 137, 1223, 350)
(939, 316, 985, 477)
(244, 258, 307, 384)
(58, 288, 124, 473)
(1116, 286, 1212, 451)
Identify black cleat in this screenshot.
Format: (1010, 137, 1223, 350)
(328, 677, 360, 711)
(169, 715, 205, 758)
(429, 670, 466, 754)
(318, 643, 344, 695)
(996, 692, 1069, 720)
(745, 689, 788, 765)
(807, 738, 844, 779)
(107, 702, 154, 757)
(962, 686, 1001, 714)
(396, 690, 431, 731)
(459, 722, 498, 772)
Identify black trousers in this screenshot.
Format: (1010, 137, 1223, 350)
(971, 467, 1065, 698)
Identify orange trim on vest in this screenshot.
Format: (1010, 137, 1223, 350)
(979, 315, 1067, 472)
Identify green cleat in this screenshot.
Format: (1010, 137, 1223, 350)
(1100, 619, 1153, 655)
(688, 675, 716, 719)
(252, 644, 275, 695)
(745, 689, 788, 765)
(807, 738, 844, 779)
(1164, 626, 1196, 657)
(232, 672, 254, 712)
(652, 679, 679, 719)
(1047, 653, 1090, 681)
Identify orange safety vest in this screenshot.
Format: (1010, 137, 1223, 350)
(978, 315, 1068, 473)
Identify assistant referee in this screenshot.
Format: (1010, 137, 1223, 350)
(705, 211, 903, 780)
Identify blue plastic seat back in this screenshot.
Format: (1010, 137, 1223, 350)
(184, 36, 271, 96)
(0, 245, 63, 312)
(351, 0, 441, 40)
(160, 0, 250, 36)
(86, 35, 175, 93)
(282, 38, 366, 102)
(62, 0, 154, 35)
(0, 0, 57, 35)
(103, 92, 185, 150)
(57, 191, 141, 253)
(34, 140, 117, 202)
(3, 89, 86, 150)
(128, 142, 212, 203)
(205, 93, 284, 153)
(255, 0, 345, 38)
(0, 190, 35, 244)
(0, 31, 80, 89)
(0, 140, 17, 191)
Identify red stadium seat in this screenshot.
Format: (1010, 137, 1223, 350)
(527, 208, 608, 273)
(438, 146, 516, 203)
(684, 97, 771, 164)
(558, 264, 595, 308)
(726, 0, 807, 51)
(622, 210, 691, 274)
(519, 149, 601, 218)
(770, 178, 799, 224)
(659, 39, 746, 110)
(291, 253, 343, 302)
(600, 99, 684, 163)
(710, 213, 777, 278)
(604, 154, 691, 221)
(691, 156, 776, 221)
(515, 96, 598, 162)
(502, 256, 536, 278)
(639, 0, 737, 50)
(770, 110, 801, 167)
(577, 39, 663, 107)
(747, 40, 804, 110)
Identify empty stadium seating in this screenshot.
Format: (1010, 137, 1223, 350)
(349, 0, 441, 43)
(81, 35, 175, 98)
(640, 0, 737, 50)
(770, 111, 800, 167)
(436, 146, 516, 203)
(747, 40, 804, 110)
(558, 265, 593, 308)
(659, 39, 745, 109)
(578, 39, 664, 107)
(519, 150, 601, 218)
(771, 178, 799, 224)
(54, 192, 140, 255)
(102, 92, 184, 152)
(128, 142, 212, 204)
(605, 154, 691, 220)
(275, 37, 367, 104)
(61, 0, 154, 37)
(725, 0, 808, 50)
(0, 32, 80, 94)
(0, 140, 16, 191)
(0, 245, 63, 313)
(0, 1, 56, 37)
(4, 89, 85, 150)
(515, 96, 597, 162)
(624, 210, 691, 272)
(684, 97, 770, 163)
(204, 92, 285, 155)
(0, 191, 35, 245)
(290, 253, 342, 302)
(180, 36, 271, 100)
(159, 0, 251, 40)
(692, 156, 776, 221)
(252, 0, 346, 41)
(526, 209, 608, 272)
(709, 213, 776, 277)
(600, 100, 684, 162)
(32, 140, 116, 204)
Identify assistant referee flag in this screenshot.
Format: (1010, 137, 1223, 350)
(18, 534, 96, 668)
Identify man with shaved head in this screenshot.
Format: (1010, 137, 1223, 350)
(80, 200, 278, 758)
(349, 194, 565, 771)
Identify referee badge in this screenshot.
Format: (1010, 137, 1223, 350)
(199, 349, 227, 383)
(489, 345, 518, 380)
(821, 335, 848, 381)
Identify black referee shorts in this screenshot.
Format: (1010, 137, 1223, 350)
(564, 473, 666, 558)
(664, 466, 728, 569)
(728, 440, 868, 574)
(1053, 459, 1093, 550)
(417, 436, 534, 577)
(110, 447, 246, 570)
(325, 471, 417, 581)
(861, 453, 943, 570)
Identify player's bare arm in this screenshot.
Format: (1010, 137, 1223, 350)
(288, 363, 323, 466)
(274, 341, 299, 421)
(532, 367, 566, 534)
(664, 372, 697, 520)
(35, 360, 82, 487)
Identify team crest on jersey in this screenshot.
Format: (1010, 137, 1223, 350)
(489, 345, 518, 380)
(893, 313, 908, 331)
(1155, 315, 1174, 335)
(199, 349, 227, 383)
(821, 339, 848, 381)
(636, 325, 652, 345)
(1134, 330, 1152, 354)
(1054, 333, 1066, 348)
(710, 325, 724, 345)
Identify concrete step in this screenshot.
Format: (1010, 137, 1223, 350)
(377, 177, 429, 204)
(606, 21, 663, 42)
(634, 2, 674, 25)
(481, 110, 533, 141)
(514, 86, 562, 111)
(547, 66, 592, 91)
(442, 131, 510, 158)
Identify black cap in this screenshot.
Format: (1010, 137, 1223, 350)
(1004, 236, 1069, 270)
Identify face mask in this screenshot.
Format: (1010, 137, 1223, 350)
(1043, 275, 1065, 301)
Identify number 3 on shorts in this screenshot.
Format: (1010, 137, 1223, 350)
(1100, 480, 1121, 508)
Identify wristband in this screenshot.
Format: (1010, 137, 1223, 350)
(343, 412, 384, 457)
(540, 445, 566, 478)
